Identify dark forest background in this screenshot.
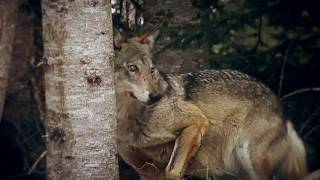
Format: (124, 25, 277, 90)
(0, 0, 319, 179)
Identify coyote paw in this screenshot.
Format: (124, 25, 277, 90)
(165, 170, 182, 180)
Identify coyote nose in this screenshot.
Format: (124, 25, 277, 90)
(148, 94, 162, 104)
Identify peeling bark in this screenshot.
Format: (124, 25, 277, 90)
(42, 0, 118, 179)
(0, 1, 20, 122)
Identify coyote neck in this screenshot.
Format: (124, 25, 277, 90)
(116, 92, 146, 141)
(115, 75, 184, 142)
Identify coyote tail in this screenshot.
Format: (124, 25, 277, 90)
(281, 121, 308, 180)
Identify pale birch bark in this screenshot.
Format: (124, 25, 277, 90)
(0, 1, 20, 123)
(42, 0, 118, 179)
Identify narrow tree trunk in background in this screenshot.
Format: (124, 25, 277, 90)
(6, 2, 46, 171)
(0, 1, 20, 122)
(42, 0, 117, 179)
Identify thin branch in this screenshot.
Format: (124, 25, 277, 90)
(28, 150, 47, 175)
(30, 59, 45, 123)
(299, 107, 320, 134)
(303, 124, 320, 139)
(254, 15, 263, 52)
(267, 0, 281, 7)
(15, 136, 31, 171)
(303, 169, 320, 180)
(280, 87, 320, 101)
(5, 170, 45, 179)
(278, 40, 294, 97)
(137, 161, 160, 171)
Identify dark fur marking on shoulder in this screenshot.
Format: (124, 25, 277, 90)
(183, 73, 200, 100)
(181, 70, 279, 105)
(160, 72, 175, 96)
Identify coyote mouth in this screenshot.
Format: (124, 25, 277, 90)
(148, 94, 162, 104)
(129, 92, 161, 105)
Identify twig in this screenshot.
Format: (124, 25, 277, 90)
(30, 61, 45, 123)
(267, 0, 281, 7)
(137, 161, 160, 171)
(28, 150, 47, 175)
(280, 87, 320, 101)
(278, 41, 294, 97)
(15, 136, 31, 171)
(303, 124, 320, 139)
(254, 15, 263, 52)
(22, 131, 41, 144)
(299, 107, 320, 134)
(5, 170, 45, 179)
(303, 169, 320, 180)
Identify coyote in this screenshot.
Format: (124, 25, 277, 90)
(115, 31, 308, 180)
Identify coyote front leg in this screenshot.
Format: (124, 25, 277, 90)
(165, 115, 208, 180)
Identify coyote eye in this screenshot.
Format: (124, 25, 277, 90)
(128, 65, 138, 72)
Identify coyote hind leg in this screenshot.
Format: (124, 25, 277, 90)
(165, 115, 209, 180)
(236, 140, 268, 180)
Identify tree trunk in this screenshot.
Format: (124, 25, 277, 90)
(42, 0, 118, 179)
(0, 1, 20, 122)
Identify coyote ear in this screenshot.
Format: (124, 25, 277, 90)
(140, 30, 159, 49)
(113, 29, 125, 50)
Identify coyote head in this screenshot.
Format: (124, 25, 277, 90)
(114, 31, 168, 104)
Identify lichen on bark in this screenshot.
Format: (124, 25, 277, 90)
(42, 0, 118, 179)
